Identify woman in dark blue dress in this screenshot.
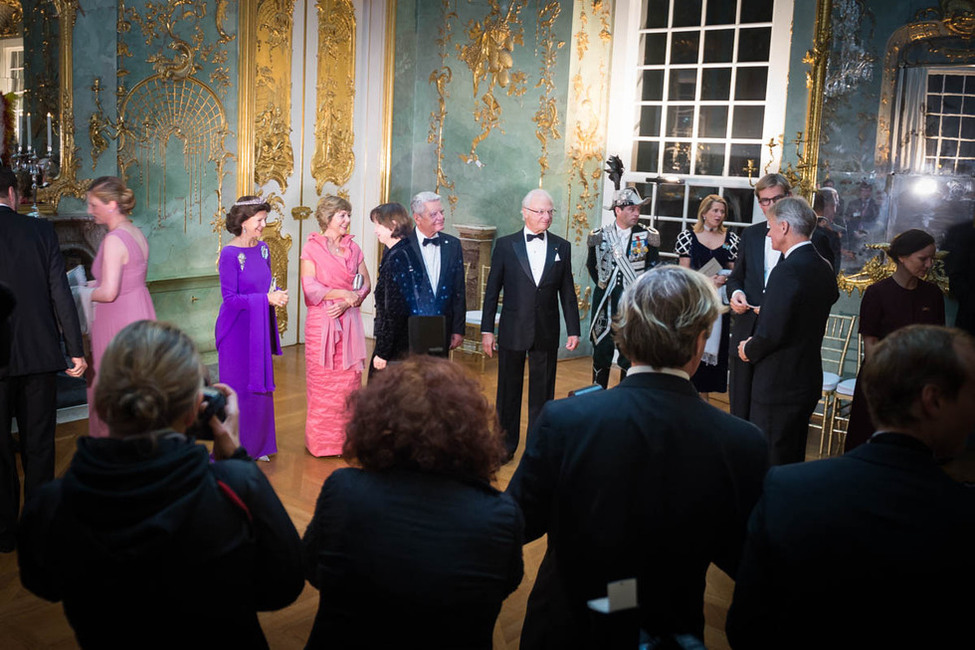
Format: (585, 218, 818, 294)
(368, 203, 415, 378)
(675, 194, 739, 396)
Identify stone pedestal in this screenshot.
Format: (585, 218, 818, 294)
(455, 224, 497, 308)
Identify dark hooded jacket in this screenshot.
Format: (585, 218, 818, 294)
(18, 433, 304, 649)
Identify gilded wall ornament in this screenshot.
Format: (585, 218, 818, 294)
(261, 193, 293, 335)
(0, 0, 23, 39)
(456, 0, 527, 164)
(428, 0, 457, 207)
(532, 1, 564, 181)
(311, 0, 356, 194)
(254, 0, 296, 191)
(837, 243, 949, 294)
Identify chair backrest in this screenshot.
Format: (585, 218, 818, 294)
(821, 314, 857, 377)
(478, 264, 498, 310)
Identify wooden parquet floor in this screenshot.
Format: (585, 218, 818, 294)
(0, 344, 805, 649)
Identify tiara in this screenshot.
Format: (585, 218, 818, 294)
(234, 197, 265, 207)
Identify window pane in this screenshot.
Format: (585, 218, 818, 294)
(695, 143, 725, 175)
(639, 105, 663, 136)
(656, 183, 686, 217)
(666, 105, 696, 137)
(961, 117, 975, 140)
(635, 141, 660, 173)
(738, 27, 771, 62)
(958, 158, 975, 175)
(740, 0, 773, 23)
(663, 141, 692, 174)
(943, 93, 962, 114)
(644, 0, 669, 29)
(735, 66, 768, 100)
(925, 139, 938, 157)
(724, 187, 754, 223)
(669, 68, 698, 100)
(643, 33, 668, 65)
(925, 114, 941, 137)
(703, 29, 735, 63)
(945, 75, 964, 93)
(699, 106, 729, 137)
(942, 139, 958, 157)
(641, 70, 665, 101)
(728, 143, 762, 177)
(965, 95, 975, 117)
(701, 68, 731, 100)
(732, 105, 765, 138)
(670, 32, 700, 64)
(927, 95, 942, 114)
(706, 0, 736, 25)
(943, 116, 961, 137)
(960, 140, 975, 157)
(928, 74, 944, 93)
(673, 0, 702, 27)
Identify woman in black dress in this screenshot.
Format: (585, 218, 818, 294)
(675, 194, 739, 397)
(368, 202, 415, 378)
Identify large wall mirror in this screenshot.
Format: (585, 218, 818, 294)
(810, 0, 974, 286)
(2, 0, 82, 213)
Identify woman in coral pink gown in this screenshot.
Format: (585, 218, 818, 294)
(86, 177, 156, 438)
(301, 196, 371, 456)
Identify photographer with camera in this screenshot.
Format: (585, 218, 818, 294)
(17, 320, 304, 649)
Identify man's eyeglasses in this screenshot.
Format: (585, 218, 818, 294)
(757, 194, 787, 207)
(525, 208, 557, 217)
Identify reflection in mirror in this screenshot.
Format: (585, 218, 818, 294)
(0, 0, 23, 161)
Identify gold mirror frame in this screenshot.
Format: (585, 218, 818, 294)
(37, 0, 84, 212)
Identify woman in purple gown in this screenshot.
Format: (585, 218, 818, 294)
(216, 196, 289, 460)
(86, 177, 156, 438)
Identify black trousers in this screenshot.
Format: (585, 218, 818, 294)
(728, 311, 758, 420)
(496, 345, 558, 455)
(750, 393, 819, 466)
(0, 372, 57, 535)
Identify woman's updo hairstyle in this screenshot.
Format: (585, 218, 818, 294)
(226, 196, 271, 235)
(888, 229, 936, 262)
(88, 176, 136, 215)
(95, 320, 203, 437)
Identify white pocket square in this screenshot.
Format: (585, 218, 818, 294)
(555, 252, 562, 262)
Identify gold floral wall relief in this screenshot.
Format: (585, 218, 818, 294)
(533, 1, 564, 181)
(262, 193, 293, 334)
(428, 0, 457, 207)
(456, 0, 527, 165)
(255, 0, 296, 191)
(311, 0, 356, 194)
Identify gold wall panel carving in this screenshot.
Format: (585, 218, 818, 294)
(533, 1, 564, 182)
(311, 0, 356, 194)
(254, 0, 296, 191)
(0, 0, 22, 39)
(456, 0, 527, 164)
(428, 0, 457, 207)
(837, 244, 949, 295)
(798, 0, 832, 200)
(564, 0, 611, 244)
(262, 193, 293, 335)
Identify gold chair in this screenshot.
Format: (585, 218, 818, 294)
(827, 332, 863, 455)
(814, 314, 857, 457)
(451, 264, 499, 372)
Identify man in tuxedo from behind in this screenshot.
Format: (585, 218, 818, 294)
(726, 173, 831, 419)
(507, 265, 768, 649)
(481, 189, 581, 460)
(405, 191, 466, 355)
(0, 168, 86, 552)
(728, 325, 975, 648)
(738, 197, 838, 465)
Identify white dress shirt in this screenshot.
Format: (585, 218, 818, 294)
(763, 230, 782, 287)
(524, 227, 547, 286)
(416, 230, 441, 295)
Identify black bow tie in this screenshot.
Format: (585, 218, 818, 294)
(526, 232, 545, 242)
(422, 237, 441, 246)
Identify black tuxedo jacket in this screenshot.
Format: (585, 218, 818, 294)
(507, 372, 768, 647)
(744, 243, 838, 405)
(0, 206, 84, 377)
(403, 231, 467, 338)
(481, 230, 581, 351)
(727, 434, 975, 648)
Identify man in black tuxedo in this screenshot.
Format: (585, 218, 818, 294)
(0, 168, 86, 552)
(726, 173, 832, 419)
(404, 191, 466, 355)
(737, 197, 838, 465)
(586, 187, 659, 389)
(508, 265, 768, 649)
(481, 189, 581, 459)
(728, 325, 975, 648)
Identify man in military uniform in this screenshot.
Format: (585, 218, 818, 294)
(587, 187, 659, 388)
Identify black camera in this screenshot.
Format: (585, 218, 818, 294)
(185, 386, 227, 440)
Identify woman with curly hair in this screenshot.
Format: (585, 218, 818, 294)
(301, 356, 524, 649)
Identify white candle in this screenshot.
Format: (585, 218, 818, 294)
(47, 113, 52, 153)
(26, 112, 31, 149)
(17, 112, 22, 151)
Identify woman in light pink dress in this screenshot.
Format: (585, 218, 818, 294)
(300, 196, 370, 456)
(86, 177, 156, 438)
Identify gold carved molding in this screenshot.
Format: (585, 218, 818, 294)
(262, 194, 293, 335)
(38, 0, 87, 212)
(254, 0, 296, 191)
(533, 1, 564, 182)
(798, 0, 832, 201)
(428, 0, 457, 207)
(311, 0, 356, 194)
(837, 244, 949, 295)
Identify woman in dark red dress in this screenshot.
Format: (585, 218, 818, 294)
(844, 229, 945, 450)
